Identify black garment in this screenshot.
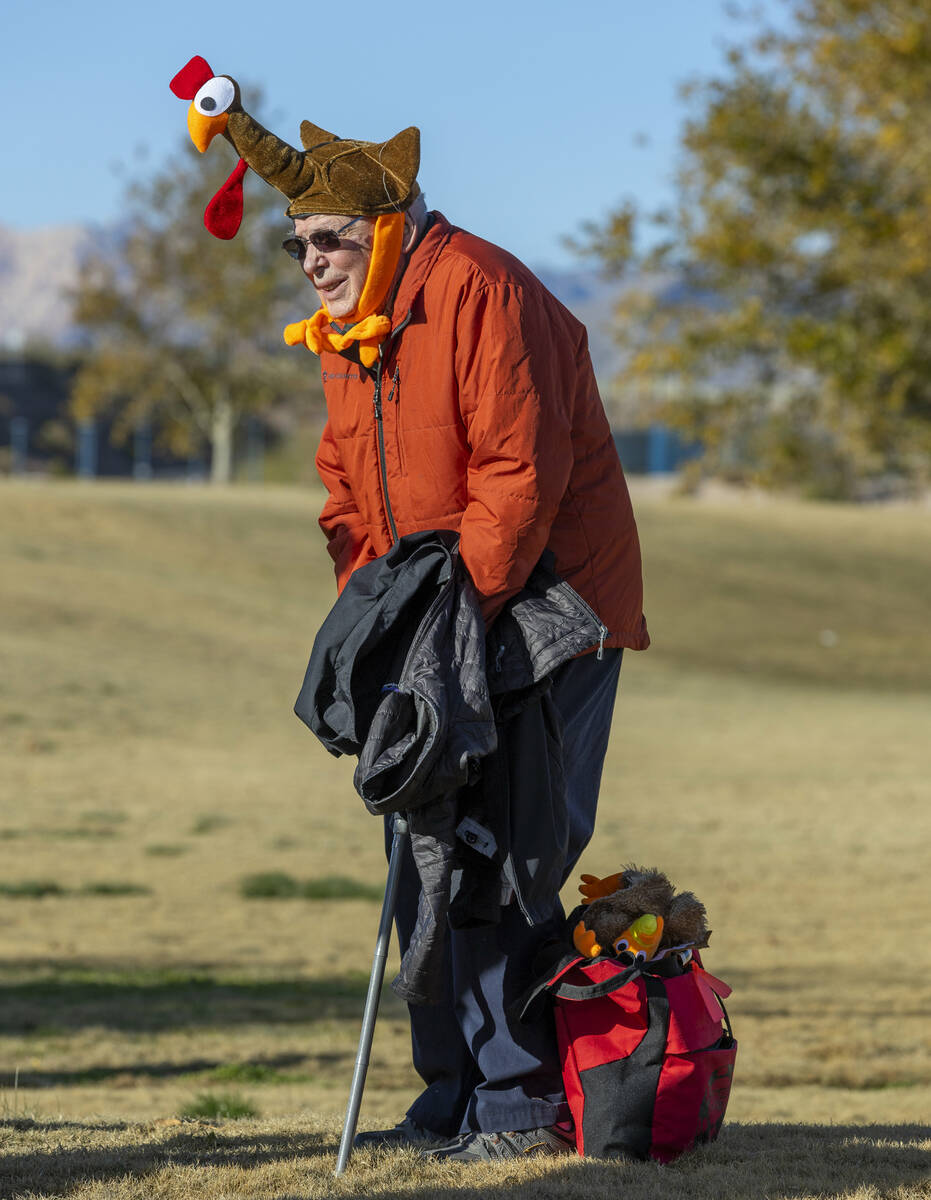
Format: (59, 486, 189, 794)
(294, 529, 607, 1004)
(296, 529, 496, 812)
(397, 649, 624, 1135)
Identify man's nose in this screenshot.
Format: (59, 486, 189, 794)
(301, 246, 328, 278)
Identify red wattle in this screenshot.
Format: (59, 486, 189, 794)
(170, 55, 214, 99)
(204, 158, 248, 239)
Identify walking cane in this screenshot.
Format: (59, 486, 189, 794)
(334, 811, 409, 1176)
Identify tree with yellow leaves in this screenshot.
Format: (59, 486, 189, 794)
(587, 0, 931, 497)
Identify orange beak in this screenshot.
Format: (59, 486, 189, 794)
(187, 103, 229, 153)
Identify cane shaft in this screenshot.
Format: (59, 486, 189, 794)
(334, 813, 409, 1176)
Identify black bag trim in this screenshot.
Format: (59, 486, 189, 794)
(579, 974, 670, 1159)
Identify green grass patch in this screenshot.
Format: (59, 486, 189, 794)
(190, 814, 232, 835)
(210, 1062, 287, 1084)
(0, 827, 118, 840)
(179, 1091, 259, 1119)
(0, 881, 151, 898)
(239, 871, 301, 898)
(239, 872, 382, 901)
(144, 844, 187, 857)
(54, 827, 119, 840)
(300, 875, 382, 901)
(80, 882, 151, 896)
(0, 880, 65, 898)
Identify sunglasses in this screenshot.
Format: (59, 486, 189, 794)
(282, 217, 365, 260)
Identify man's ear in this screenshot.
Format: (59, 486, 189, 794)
(402, 214, 420, 254)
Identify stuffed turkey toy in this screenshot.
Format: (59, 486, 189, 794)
(571, 865, 712, 964)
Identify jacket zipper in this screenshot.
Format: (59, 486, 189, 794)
(372, 314, 413, 547)
(373, 355, 399, 545)
(557, 581, 609, 659)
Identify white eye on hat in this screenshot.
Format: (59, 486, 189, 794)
(193, 76, 236, 117)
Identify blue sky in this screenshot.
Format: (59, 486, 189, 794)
(1, 0, 789, 267)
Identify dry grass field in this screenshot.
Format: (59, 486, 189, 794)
(1, 479, 929, 1199)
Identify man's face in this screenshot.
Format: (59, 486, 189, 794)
(293, 213, 375, 320)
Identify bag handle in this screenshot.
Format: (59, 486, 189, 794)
(517, 949, 731, 1023)
(551, 963, 642, 1001)
(516, 951, 586, 1023)
(549, 951, 687, 1002)
(717, 994, 735, 1044)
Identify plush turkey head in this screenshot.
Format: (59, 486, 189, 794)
(170, 55, 249, 239)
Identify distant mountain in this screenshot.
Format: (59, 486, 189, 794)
(0, 225, 96, 351)
(535, 264, 690, 384)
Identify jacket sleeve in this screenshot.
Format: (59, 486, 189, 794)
(315, 420, 377, 592)
(454, 279, 576, 623)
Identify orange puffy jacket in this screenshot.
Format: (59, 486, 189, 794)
(314, 213, 649, 652)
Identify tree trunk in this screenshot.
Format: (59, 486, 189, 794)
(210, 392, 235, 484)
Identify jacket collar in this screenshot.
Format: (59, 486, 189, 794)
(389, 212, 454, 329)
(325, 213, 452, 369)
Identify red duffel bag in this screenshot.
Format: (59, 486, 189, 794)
(525, 952, 737, 1161)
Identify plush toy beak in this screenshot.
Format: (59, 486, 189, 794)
(187, 104, 229, 153)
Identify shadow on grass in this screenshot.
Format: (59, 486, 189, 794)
(7, 1053, 313, 1089)
(0, 965, 407, 1033)
(1, 1121, 928, 1200)
(405, 1124, 931, 1200)
(0, 1122, 332, 1198)
(361, 1122, 931, 1200)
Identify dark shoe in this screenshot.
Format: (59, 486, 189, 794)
(353, 1116, 447, 1151)
(422, 1124, 576, 1162)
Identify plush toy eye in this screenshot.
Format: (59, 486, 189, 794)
(193, 77, 235, 117)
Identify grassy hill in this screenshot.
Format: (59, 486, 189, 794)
(1, 480, 928, 1199)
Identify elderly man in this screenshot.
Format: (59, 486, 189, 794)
(173, 58, 649, 1163)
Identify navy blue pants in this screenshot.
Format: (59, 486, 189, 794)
(386, 648, 623, 1136)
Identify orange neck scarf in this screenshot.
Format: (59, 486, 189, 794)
(284, 212, 405, 368)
